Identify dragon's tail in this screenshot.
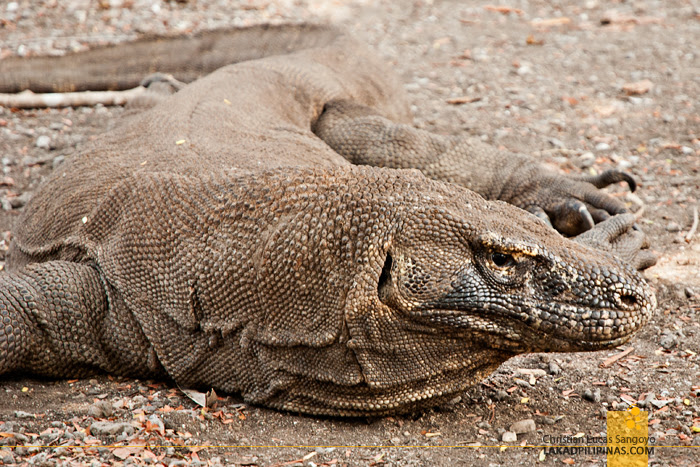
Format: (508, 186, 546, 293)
(0, 23, 339, 93)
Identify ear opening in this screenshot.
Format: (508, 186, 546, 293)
(378, 251, 393, 295)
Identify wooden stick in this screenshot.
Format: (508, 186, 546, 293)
(600, 346, 634, 368)
(0, 87, 145, 108)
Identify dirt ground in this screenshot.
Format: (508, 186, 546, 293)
(0, 0, 698, 465)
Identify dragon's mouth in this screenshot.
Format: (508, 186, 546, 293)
(412, 304, 648, 353)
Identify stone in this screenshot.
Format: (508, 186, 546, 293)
(547, 362, 562, 375)
(88, 400, 113, 419)
(509, 419, 536, 434)
(583, 388, 601, 403)
(89, 421, 135, 436)
(35, 135, 51, 150)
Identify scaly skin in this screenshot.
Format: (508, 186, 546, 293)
(314, 99, 656, 265)
(0, 167, 654, 416)
(0, 25, 656, 415)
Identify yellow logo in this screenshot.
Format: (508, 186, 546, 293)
(624, 406, 646, 431)
(607, 405, 650, 467)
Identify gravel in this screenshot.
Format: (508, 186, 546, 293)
(0, 0, 698, 465)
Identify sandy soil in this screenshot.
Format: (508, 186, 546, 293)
(0, 0, 698, 465)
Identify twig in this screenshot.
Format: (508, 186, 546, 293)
(624, 192, 645, 218)
(685, 205, 698, 243)
(1, 34, 136, 48)
(0, 87, 145, 108)
(600, 347, 634, 368)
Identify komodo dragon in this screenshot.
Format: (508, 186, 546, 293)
(0, 24, 656, 416)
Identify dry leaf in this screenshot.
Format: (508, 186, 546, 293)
(601, 10, 663, 25)
(594, 104, 618, 116)
(600, 347, 634, 367)
(112, 447, 132, 460)
(531, 17, 571, 28)
(432, 37, 451, 49)
(203, 388, 217, 408)
(622, 79, 653, 95)
(484, 5, 523, 15)
(620, 394, 637, 405)
(179, 386, 206, 407)
(526, 35, 544, 45)
(446, 96, 481, 105)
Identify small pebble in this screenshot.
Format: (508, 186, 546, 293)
(617, 159, 632, 170)
(549, 137, 565, 148)
(87, 400, 113, 419)
(477, 421, 492, 429)
(131, 395, 148, 406)
(509, 419, 536, 434)
(665, 222, 681, 232)
(6, 432, 29, 442)
(659, 332, 677, 349)
(494, 390, 509, 401)
(517, 369, 547, 377)
(514, 378, 531, 388)
(614, 401, 629, 411)
(52, 155, 65, 169)
(9, 192, 32, 209)
(576, 152, 595, 168)
(583, 388, 601, 403)
(89, 421, 134, 436)
(595, 142, 611, 151)
(35, 135, 52, 150)
(53, 447, 70, 457)
(547, 362, 561, 375)
(502, 431, 517, 442)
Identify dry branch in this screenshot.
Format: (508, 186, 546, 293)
(0, 87, 146, 108)
(600, 347, 634, 368)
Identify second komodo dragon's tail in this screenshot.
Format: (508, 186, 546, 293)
(0, 23, 339, 93)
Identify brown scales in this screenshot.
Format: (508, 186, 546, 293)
(0, 24, 655, 415)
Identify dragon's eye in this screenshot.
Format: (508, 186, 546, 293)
(491, 252, 516, 268)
